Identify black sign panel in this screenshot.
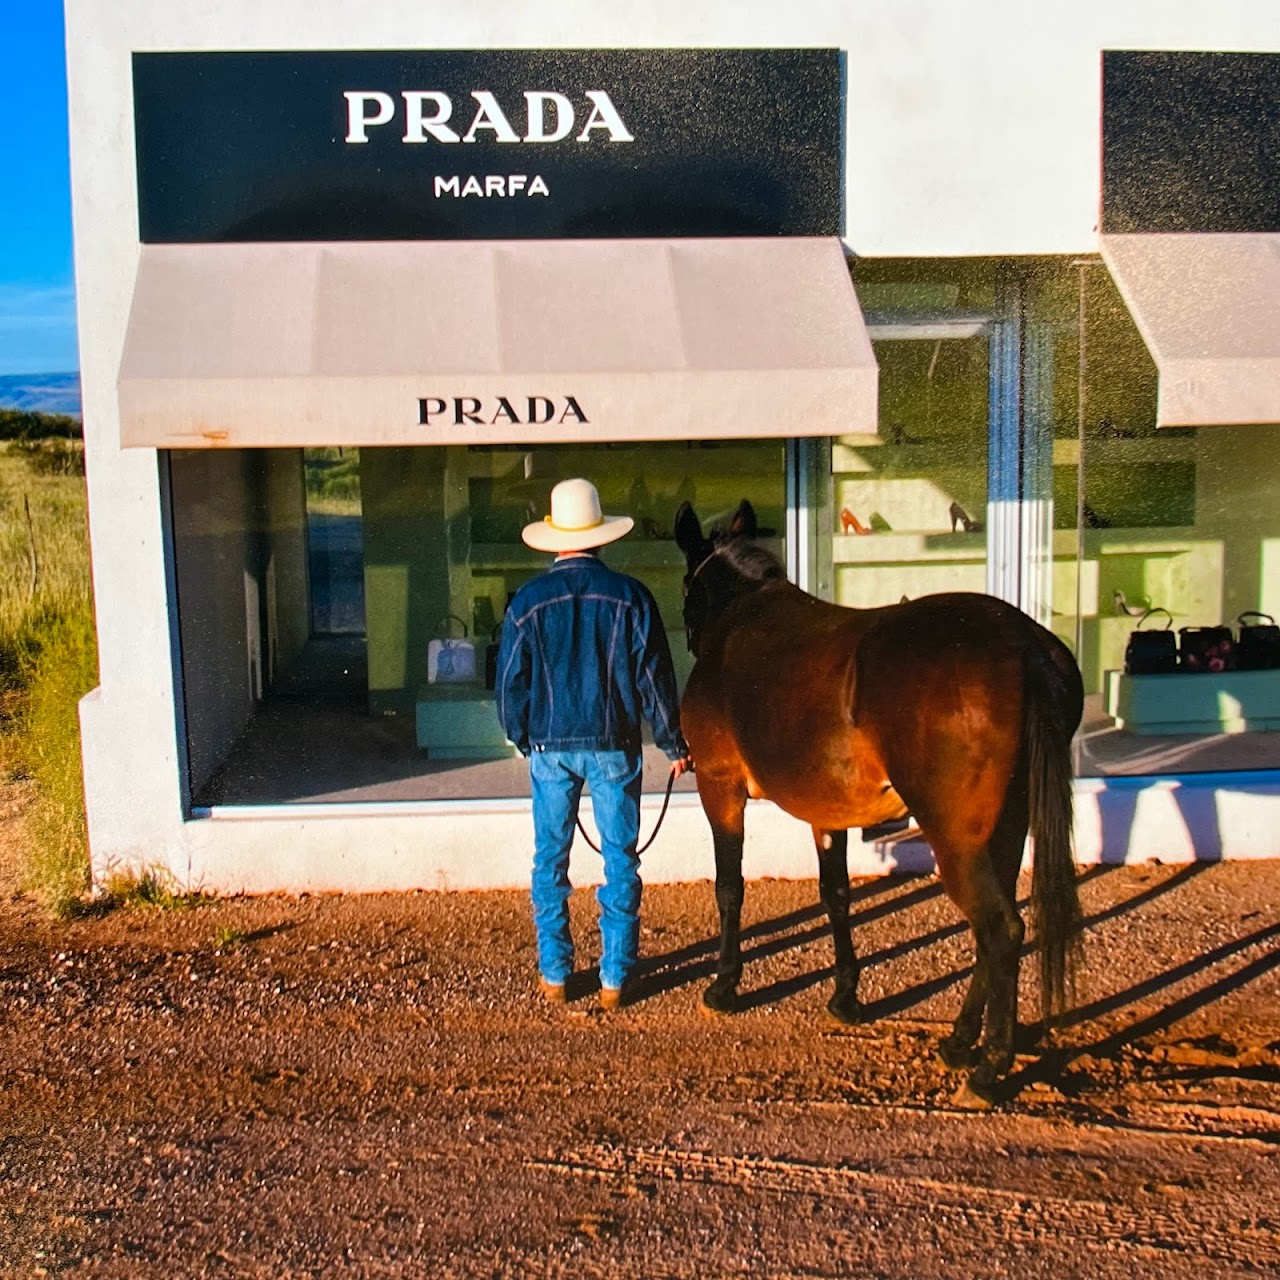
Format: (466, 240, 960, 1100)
(1103, 51, 1280, 233)
(133, 49, 842, 243)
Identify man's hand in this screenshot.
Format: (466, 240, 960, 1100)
(670, 756, 693, 780)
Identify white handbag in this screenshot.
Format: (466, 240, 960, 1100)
(427, 614, 478, 684)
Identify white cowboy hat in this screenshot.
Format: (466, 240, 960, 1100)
(521, 478, 634, 553)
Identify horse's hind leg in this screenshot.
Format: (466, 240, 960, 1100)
(814, 828, 864, 1025)
(970, 782, 1031, 1096)
(698, 776, 747, 1015)
(966, 865, 1025, 1102)
(937, 953, 988, 1069)
(934, 853, 1024, 1105)
(933, 786, 1029, 1104)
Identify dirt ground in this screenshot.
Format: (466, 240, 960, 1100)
(2, 789, 1279, 1279)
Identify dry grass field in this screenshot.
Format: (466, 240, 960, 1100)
(0, 440, 96, 912)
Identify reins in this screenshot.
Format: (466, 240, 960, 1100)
(574, 764, 681, 856)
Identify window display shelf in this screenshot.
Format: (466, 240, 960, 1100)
(833, 529, 1212, 571)
(831, 531, 986, 564)
(1052, 436, 1197, 467)
(1104, 668, 1280, 735)
(415, 684, 519, 759)
(1070, 529, 1200, 554)
(832, 441, 985, 474)
(1053, 529, 1195, 552)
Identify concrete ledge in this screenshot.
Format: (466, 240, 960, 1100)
(1073, 771, 1280, 866)
(84, 771, 1280, 898)
(1104, 668, 1280, 735)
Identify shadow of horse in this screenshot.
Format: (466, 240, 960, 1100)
(622, 862, 1234, 1101)
(847, 864, 1212, 1027)
(1006, 918, 1280, 1102)
(631, 877, 942, 1004)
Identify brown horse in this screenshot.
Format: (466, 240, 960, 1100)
(674, 499, 1084, 1105)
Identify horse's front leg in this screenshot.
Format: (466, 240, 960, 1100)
(815, 828, 865, 1025)
(698, 776, 747, 1015)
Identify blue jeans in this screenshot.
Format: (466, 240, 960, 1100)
(529, 749, 644, 991)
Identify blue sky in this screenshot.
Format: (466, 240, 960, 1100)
(0, 3, 76, 375)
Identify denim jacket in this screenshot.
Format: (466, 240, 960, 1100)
(496, 554, 689, 760)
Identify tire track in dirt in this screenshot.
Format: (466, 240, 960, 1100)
(530, 1143, 1280, 1270)
(771, 1094, 1280, 1148)
(1084, 1099, 1280, 1146)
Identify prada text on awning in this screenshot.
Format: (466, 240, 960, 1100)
(117, 237, 878, 448)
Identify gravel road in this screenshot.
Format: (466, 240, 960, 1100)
(2, 792, 1279, 1278)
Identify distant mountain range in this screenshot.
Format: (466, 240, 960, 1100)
(0, 372, 82, 417)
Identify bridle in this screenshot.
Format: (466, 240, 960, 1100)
(686, 545, 719, 588)
(682, 544, 721, 656)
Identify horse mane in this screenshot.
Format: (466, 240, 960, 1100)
(716, 540, 786, 585)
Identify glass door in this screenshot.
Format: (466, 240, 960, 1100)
(824, 329, 991, 610)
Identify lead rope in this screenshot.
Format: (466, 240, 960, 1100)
(574, 764, 682, 856)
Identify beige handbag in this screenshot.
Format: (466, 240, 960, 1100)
(427, 615, 478, 685)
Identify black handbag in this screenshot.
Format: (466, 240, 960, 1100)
(1179, 624, 1236, 673)
(1236, 612, 1280, 671)
(1124, 608, 1177, 675)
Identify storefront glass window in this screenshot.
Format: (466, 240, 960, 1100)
(167, 258, 1280, 810)
(170, 440, 785, 807)
(826, 334, 990, 608)
(1063, 268, 1280, 776)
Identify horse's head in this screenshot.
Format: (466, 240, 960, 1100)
(674, 499, 782, 655)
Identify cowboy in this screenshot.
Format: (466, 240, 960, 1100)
(496, 478, 691, 1010)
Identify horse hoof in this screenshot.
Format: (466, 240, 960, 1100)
(825, 991, 866, 1026)
(950, 1078, 997, 1111)
(936, 1039, 980, 1071)
(701, 981, 738, 1016)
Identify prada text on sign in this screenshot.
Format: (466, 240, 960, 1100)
(132, 49, 841, 242)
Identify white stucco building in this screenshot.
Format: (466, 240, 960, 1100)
(65, 0, 1280, 893)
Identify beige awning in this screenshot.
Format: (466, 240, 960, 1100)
(117, 237, 877, 448)
(1099, 232, 1280, 427)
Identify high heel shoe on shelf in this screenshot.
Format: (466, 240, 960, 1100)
(948, 502, 982, 534)
(840, 507, 871, 536)
(1112, 588, 1150, 617)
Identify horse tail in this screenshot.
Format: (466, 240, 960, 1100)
(1024, 642, 1084, 1024)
